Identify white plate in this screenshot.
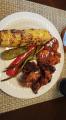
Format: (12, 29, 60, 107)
(0, 12, 64, 99)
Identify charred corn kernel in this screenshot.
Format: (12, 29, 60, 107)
(0, 29, 52, 47)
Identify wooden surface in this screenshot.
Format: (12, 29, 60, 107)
(1, 97, 66, 120)
(29, 0, 66, 10)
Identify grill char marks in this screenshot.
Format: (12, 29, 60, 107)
(0, 29, 52, 47)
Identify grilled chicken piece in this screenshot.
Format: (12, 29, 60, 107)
(37, 38, 61, 65)
(44, 38, 59, 52)
(47, 52, 61, 65)
(23, 61, 39, 73)
(37, 49, 50, 63)
(19, 71, 40, 88)
(32, 81, 41, 94)
(26, 71, 40, 83)
(39, 63, 56, 73)
(31, 70, 52, 94)
(0, 29, 52, 47)
(37, 49, 61, 65)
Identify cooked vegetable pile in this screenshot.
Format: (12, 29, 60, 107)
(18, 38, 61, 93)
(0, 29, 61, 94)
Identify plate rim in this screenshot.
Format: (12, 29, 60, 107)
(0, 12, 64, 99)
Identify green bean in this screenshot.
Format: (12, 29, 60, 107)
(1, 46, 27, 60)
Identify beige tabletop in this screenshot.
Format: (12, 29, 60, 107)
(0, 0, 66, 113)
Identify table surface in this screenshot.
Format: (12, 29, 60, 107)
(1, 97, 66, 120)
(29, 0, 66, 10)
(0, 0, 66, 119)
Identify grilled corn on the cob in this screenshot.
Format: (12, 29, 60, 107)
(0, 29, 52, 47)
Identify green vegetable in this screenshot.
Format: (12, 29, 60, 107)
(1, 46, 27, 60)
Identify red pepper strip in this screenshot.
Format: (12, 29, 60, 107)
(1, 66, 19, 81)
(7, 45, 36, 69)
(5, 45, 36, 77)
(6, 66, 19, 77)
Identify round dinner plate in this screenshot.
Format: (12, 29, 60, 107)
(0, 12, 64, 99)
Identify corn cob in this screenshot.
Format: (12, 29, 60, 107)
(0, 29, 52, 47)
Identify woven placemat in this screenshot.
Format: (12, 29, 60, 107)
(0, 0, 66, 113)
